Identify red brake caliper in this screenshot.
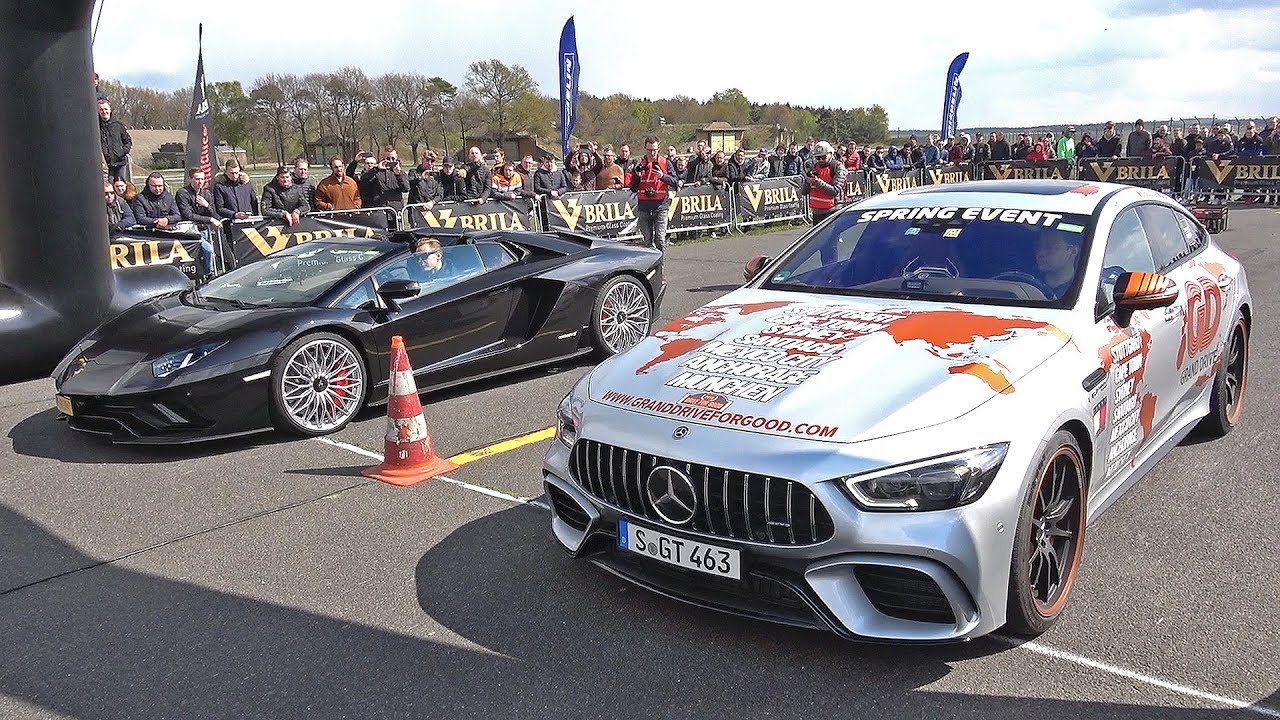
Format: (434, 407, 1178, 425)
(331, 368, 350, 408)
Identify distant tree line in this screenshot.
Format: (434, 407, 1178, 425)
(101, 62, 891, 165)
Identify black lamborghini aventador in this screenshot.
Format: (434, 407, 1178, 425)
(52, 230, 663, 443)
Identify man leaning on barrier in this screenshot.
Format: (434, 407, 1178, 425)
(533, 155, 568, 199)
(292, 157, 316, 209)
(628, 135, 681, 252)
(361, 146, 410, 212)
(175, 167, 221, 280)
(132, 173, 181, 231)
(438, 158, 467, 202)
(314, 156, 362, 211)
(261, 166, 309, 227)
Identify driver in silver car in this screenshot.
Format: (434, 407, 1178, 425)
(1033, 233, 1082, 298)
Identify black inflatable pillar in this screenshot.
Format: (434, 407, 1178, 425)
(0, 0, 187, 383)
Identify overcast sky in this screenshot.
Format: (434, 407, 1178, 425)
(92, 0, 1280, 130)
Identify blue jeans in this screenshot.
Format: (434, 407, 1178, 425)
(197, 227, 217, 275)
(636, 202, 669, 250)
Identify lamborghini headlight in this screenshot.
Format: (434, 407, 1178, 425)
(151, 341, 228, 378)
(844, 444, 1009, 512)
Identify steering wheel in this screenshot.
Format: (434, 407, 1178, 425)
(991, 270, 1055, 297)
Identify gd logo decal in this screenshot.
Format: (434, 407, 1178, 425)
(1179, 277, 1223, 369)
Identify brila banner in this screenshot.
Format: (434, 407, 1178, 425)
(109, 228, 206, 279)
(736, 176, 805, 225)
(1193, 156, 1280, 189)
(228, 215, 385, 266)
(980, 160, 1074, 180)
(405, 199, 536, 232)
(543, 185, 731, 238)
(1079, 157, 1181, 190)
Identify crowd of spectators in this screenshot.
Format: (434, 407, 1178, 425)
(100, 77, 1280, 250)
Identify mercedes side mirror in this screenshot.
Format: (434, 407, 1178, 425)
(1113, 271, 1178, 312)
(745, 255, 771, 282)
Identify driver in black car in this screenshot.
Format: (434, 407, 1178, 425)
(1033, 233, 1081, 299)
(413, 237, 445, 277)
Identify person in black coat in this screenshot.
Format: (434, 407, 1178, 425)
(105, 181, 136, 232)
(988, 131, 1011, 161)
(360, 148, 411, 210)
(437, 160, 467, 202)
(213, 160, 260, 220)
(261, 166, 310, 226)
(531, 156, 568, 198)
(131, 173, 181, 230)
(98, 99, 132, 183)
(175, 167, 222, 277)
(1095, 126, 1123, 158)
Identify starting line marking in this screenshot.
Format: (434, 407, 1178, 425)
(312, 436, 549, 509)
(446, 426, 556, 466)
(314, 435, 1279, 718)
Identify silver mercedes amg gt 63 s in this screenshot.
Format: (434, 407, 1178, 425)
(542, 180, 1251, 642)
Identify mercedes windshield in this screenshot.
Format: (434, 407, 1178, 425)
(761, 205, 1094, 308)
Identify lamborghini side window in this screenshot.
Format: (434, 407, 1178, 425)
(476, 242, 517, 271)
(373, 245, 487, 298)
(336, 278, 376, 309)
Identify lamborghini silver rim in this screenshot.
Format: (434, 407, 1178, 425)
(599, 281, 651, 353)
(280, 339, 364, 432)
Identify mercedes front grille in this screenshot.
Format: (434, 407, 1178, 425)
(569, 439, 835, 546)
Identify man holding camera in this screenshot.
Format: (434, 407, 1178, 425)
(628, 135, 681, 252)
(360, 146, 411, 215)
(802, 141, 846, 228)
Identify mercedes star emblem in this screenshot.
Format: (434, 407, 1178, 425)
(672, 425, 689, 439)
(646, 465, 698, 525)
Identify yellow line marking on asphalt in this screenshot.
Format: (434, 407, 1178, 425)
(447, 426, 556, 466)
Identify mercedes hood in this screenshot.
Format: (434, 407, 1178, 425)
(588, 290, 1072, 443)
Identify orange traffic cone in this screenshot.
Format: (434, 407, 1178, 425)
(362, 335, 458, 486)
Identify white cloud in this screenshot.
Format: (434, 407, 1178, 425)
(91, 0, 1280, 130)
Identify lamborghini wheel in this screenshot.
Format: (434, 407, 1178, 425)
(591, 275, 652, 356)
(270, 333, 368, 436)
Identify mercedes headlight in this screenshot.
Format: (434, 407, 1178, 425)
(555, 391, 579, 447)
(843, 444, 1009, 512)
(151, 341, 228, 378)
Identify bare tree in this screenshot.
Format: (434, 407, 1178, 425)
(273, 73, 316, 160)
(426, 76, 457, 157)
(316, 67, 373, 153)
(250, 77, 290, 166)
(452, 93, 487, 153)
(465, 59, 538, 147)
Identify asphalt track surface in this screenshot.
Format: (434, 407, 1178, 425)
(2, 213, 1278, 719)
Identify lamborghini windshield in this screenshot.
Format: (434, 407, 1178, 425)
(201, 243, 386, 306)
(762, 206, 1093, 306)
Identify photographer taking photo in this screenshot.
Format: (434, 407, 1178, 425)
(359, 146, 410, 222)
(627, 135, 681, 252)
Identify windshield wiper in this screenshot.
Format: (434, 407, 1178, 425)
(203, 296, 261, 310)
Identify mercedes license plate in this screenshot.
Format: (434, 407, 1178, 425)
(55, 395, 74, 416)
(618, 519, 741, 580)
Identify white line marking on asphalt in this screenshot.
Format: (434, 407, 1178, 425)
(996, 636, 1280, 718)
(313, 437, 549, 510)
(315, 437, 1274, 716)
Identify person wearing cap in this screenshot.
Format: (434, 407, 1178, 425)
(802, 141, 846, 231)
(437, 157, 467, 202)
(1056, 127, 1077, 163)
(746, 148, 771, 181)
(1126, 119, 1151, 159)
